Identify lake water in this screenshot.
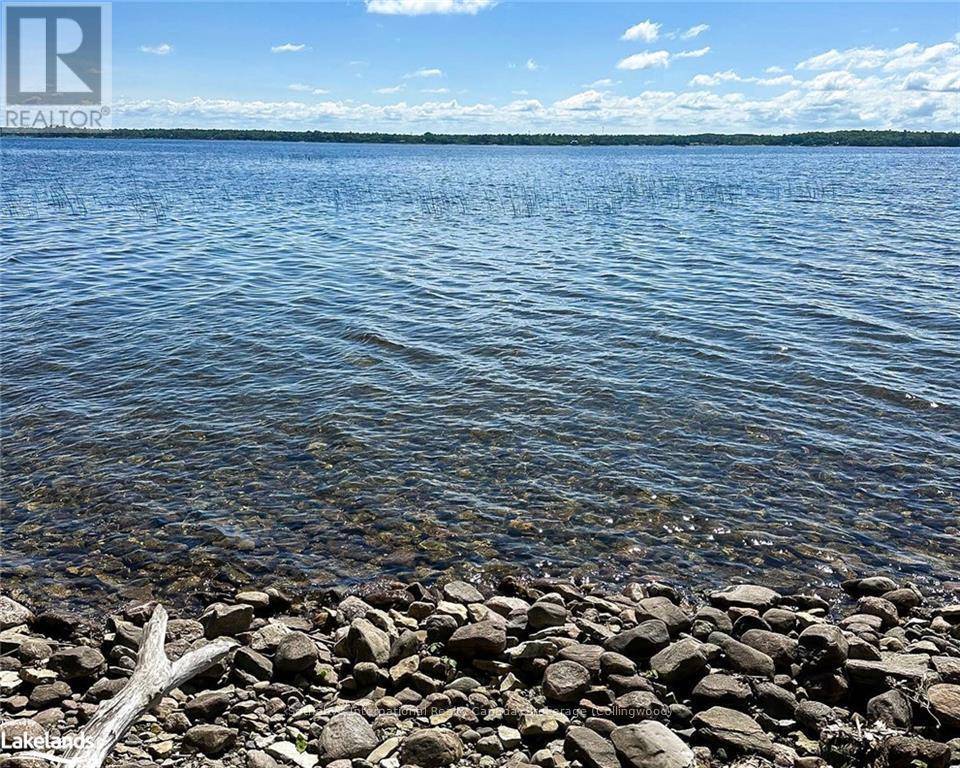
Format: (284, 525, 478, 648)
(2, 138, 958, 605)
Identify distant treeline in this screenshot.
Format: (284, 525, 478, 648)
(3, 128, 959, 147)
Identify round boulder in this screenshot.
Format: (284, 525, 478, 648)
(319, 711, 378, 760)
(543, 660, 591, 702)
(274, 631, 318, 674)
(401, 728, 464, 768)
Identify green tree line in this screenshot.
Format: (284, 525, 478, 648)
(2, 127, 958, 147)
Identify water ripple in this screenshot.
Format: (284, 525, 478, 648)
(1, 139, 959, 606)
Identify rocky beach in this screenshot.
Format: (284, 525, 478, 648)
(1, 574, 959, 768)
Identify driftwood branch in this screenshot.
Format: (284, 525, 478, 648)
(58, 605, 236, 768)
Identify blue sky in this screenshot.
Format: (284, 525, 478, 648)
(112, 1, 959, 133)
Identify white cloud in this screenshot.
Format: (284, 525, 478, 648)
(619, 47, 709, 70)
(765, 66, 785, 74)
(553, 90, 605, 110)
(140, 43, 172, 55)
(512, 89, 528, 96)
(288, 83, 329, 94)
(404, 67, 444, 79)
(797, 46, 887, 71)
(622, 20, 661, 43)
(114, 85, 959, 134)
(365, 0, 496, 15)
(681, 24, 709, 40)
(422, 87, 450, 94)
(883, 41, 959, 71)
(525, 58, 540, 71)
(271, 43, 307, 54)
(758, 74, 801, 87)
(674, 46, 711, 59)
(797, 41, 959, 72)
(804, 71, 866, 91)
(583, 78, 617, 88)
(691, 71, 800, 87)
(689, 70, 740, 87)
(902, 70, 960, 92)
(112, 37, 960, 134)
(617, 51, 670, 70)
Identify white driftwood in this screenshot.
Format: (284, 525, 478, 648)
(59, 605, 236, 768)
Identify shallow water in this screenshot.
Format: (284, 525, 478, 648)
(2, 138, 959, 605)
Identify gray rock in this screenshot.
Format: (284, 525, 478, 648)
(882, 588, 922, 615)
(476, 735, 503, 756)
(928, 683, 960, 728)
(527, 601, 568, 630)
(266, 740, 319, 768)
(236, 590, 271, 611)
(345, 618, 391, 665)
(49, 646, 105, 680)
(798, 624, 848, 670)
(485, 596, 531, 618)
(842, 576, 898, 597)
(691, 706, 775, 757)
(338, 595, 373, 622)
(883, 736, 950, 768)
(28, 681, 71, 708)
(796, 699, 833, 734)
(866, 689, 912, 728)
(558, 643, 604, 673)
(707, 632, 774, 678)
(636, 598, 691, 637)
(447, 621, 507, 657)
(693, 607, 734, 634)
(275, 631, 318, 674)
(857, 596, 899, 628)
(0, 598, 33, 631)
(247, 749, 280, 768)
(846, 653, 930, 686)
(319, 711, 378, 760)
(0, 717, 44, 743)
(564, 726, 619, 768)
(519, 711, 568, 739)
(200, 603, 253, 638)
(739, 629, 797, 670)
(613, 691, 668, 723)
(691, 674, 751, 708)
(18, 639, 52, 664)
(932, 656, 960, 684)
(498, 726, 522, 749)
(390, 629, 423, 662)
(649, 639, 707, 685)
(84, 677, 126, 702)
(443, 581, 484, 604)
(401, 728, 464, 768)
(610, 722, 694, 768)
(234, 647, 273, 680)
(753, 681, 798, 719)
(600, 652, 636, 677)
(543, 660, 591, 702)
(605, 621, 670, 660)
(184, 724, 237, 755)
(709, 585, 779, 611)
(761, 608, 797, 634)
(185, 690, 231, 721)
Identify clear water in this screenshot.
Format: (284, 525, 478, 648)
(2, 138, 958, 604)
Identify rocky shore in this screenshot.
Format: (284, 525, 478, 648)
(2, 574, 959, 768)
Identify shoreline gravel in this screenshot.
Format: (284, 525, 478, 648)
(2, 573, 959, 768)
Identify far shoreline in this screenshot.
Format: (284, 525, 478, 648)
(2, 127, 959, 147)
